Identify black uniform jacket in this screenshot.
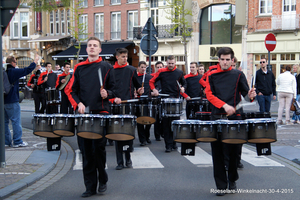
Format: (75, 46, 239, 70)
(66, 57, 117, 112)
(182, 72, 202, 98)
(149, 66, 187, 98)
(27, 70, 42, 93)
(137, 72, 152, 96)
(55, 72, 72, 90)
(113, 62, 141, 100)
(206, 64, 249, 115)
(37, 70, 57, 90)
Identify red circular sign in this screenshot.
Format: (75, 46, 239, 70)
(265, 33, 277, 52)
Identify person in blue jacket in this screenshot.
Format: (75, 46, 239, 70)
(4, 54, 39, 147)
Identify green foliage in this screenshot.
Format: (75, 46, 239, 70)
(22, 0, 71, 12)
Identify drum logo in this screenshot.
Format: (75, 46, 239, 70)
(58, 120, 63, 124)
(182, 127, 188, 131)
(84, 120, 90, 124)
(41, 120, 46, 124)
(258, 126, 263, 130)
(114, 121, 119, 125)
(203, 127, 208, 131)
(230, 127, 236, 131)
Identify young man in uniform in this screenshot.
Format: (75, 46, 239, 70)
(205, 47, 256, 196)
(66, 36, 117, 197)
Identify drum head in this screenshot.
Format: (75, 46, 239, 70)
(33, 131, 61, 138)
(136, 116, 156, 125)
(174, 138, 198, 143)
(197, 138, 217, 142)
(105, 134, 134, 141)
(77, 132, 103, 139)
(53, 130, 75, 137)
(222, 139, 247, 144)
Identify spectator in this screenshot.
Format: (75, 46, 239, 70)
(4, 54, 39, 147)
(276, 65, 297, 125)
(292, 64, 298, 76)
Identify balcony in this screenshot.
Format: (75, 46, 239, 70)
(133, 24, 192, 40)
(272, 14, 300, 31)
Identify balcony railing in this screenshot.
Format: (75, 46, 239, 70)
(133, 24, 192, 40)
(94, 32, 104, 40)
(272, 14, 300, 30)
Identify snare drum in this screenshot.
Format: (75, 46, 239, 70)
(106, 115, 136, 141)
(136, 96, 159, 125)
(76, 114, 106, 139)
(46, 88, 60, 105)
(172, 120, 198, 143)
(217, 120, 248, 144)
(246, 118, 277, 143)
(195, 112, 211, 121)
(200, 98, 211, 112)
(161, 98, 183, 117)
(109, 102, 136, 115)
(195, 121, 217, 142)
(53, 114, 75, 137)
(186, 100, 201, 119)
(32, 114, 60, 138)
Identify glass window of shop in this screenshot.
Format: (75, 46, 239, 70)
(200, 4, 242, 45)
(254, 54, 277, 77)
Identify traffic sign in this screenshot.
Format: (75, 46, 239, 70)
(142, 18, 158, 35)
(140, 35, 158, 56)
(265, 33, 276, 52)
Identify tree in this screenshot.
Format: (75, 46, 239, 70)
(165, 0, 192, 74)
(22, 0, 88, 63)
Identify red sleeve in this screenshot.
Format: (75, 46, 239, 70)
(205, 71, 226, 109)
(149, 70, 160, 90)
(37, 72, 46, 85)
(55, 74, 61, 89)
(64, 65, 78, 110)
(199, 72, 208, 88)
(109, 98, 115, 104)
(27, 74, 35, 86)
(181, 92, 189, 99)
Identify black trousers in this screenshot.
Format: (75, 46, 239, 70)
(137, 124, 151, 143)
(161, 116, 179, 149)
(60, 92, 73, 114)
(115, 140, 133, 166)
(33, 92, 46, 113)
(154, 115, 163, 140)
(77, 136, 108, 192)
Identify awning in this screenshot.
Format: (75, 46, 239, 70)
(52, 41, 134, 60)
(28, 35, 70, 42)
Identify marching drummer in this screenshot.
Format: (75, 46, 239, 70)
(56, 62, 72, 114)
(181, 62, 203, 119)
(65, 36, 117, 197)
(110, 48, 143, 170)
(150, 55, 187, 153)
(136, 61, 152, 146)
(37, 62, 58, 114)
(205, 47, 256, 196)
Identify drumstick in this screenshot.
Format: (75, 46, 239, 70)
(142, 71, 146, 88)
(251, 75, 255, 100)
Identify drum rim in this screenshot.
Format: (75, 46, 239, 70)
(106, 115, 136, 118)
(246, 118, 276, 123)
(161, 98, 183, 102)
(53, 114, 76, 118)
(33, 114, 54, 117)
(45, 88, 57, 91)
(74, 114, 106, 118)
(217, 120, 248, 124)
(172, 120, 215, 124)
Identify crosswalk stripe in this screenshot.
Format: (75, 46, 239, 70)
(241, 147, 285, 167)
(131, 147, 164, 169)
(178, 147, 213, 167)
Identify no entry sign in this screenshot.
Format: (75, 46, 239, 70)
(265, 33, 276, 52)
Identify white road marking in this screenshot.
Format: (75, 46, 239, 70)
(73, 149, 83, 170)
(241, 147, 285, 167)
(178, 147, 213, 167)
(131, 147, 164, 169)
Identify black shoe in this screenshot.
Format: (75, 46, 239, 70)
(146, 139, 151, 144)
(165, 148, 172, 153)
(228, 181, 237, 193)
(156, 138, 161, 141)
(115, 165, 124, 170)
(126, 160, 132, 168)
(172, 145, 178, 150)
(237, 163, 244, 169)
(216, 190, 226, 196)
(98, 184, 107, 193)
(140, 141, 147, 146)
(81, 191, 96, 198)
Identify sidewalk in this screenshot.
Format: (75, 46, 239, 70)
(1, 99, 300, 199)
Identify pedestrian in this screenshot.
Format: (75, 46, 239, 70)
(292, 64, 297, 76)
(111, 48, 144, 170)
(276, 65, 297, 125)
(136, 61, 152, 146)
(205, 47, 256, 196)
(255, 57, 276, 113)
(65, 36, 117, 197)
(292, 64, 300, 124)
(150, 55, 187, 152)
(4, 54, 39, 147)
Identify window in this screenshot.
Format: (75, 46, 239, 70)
(79, 14, 88, 40)
(280, 54, 295, 60)
(128, 11, 138, 39)
(283, 0, 296, 12)
(61, 10, 65, 34)
(200, 4, 242, 45)
(79, 0, 88, 7)
(11, 12, 29, 39)
(94, 0, 103, 6)
(111, 0, 121, 4)
(20, 13, 29, 37)
(67, 9, 71, 34)
(151, 0, 158, 8)
(259, 0, 272, 15)
(50, 11, 54, 35)
(95, 13, 104, 40)
(12, 14, 19, 38)
(55, 10, 60, 34)
(111, 12, 121, 39)
(127, 0, 138, 3)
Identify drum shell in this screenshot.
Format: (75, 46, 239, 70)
(195, 122, 217, 142)
(195, 112, 211, 121)
(106, 115, 136, 141)
(161, 98, 183, 117)
(46, 88, 61, 105)
(186, 100, 201, 119)
(218, 120, 248, 144)
(200, 98, 211, 112)
(76, 115, 105, 139)
(247, 119, 277, 143)
(32, 114, 60, 138)
(53, 114, 75, 137)
(136, 98, 157, 125)
(243, 112, 271, 119)
(109, 103, 136, 115)
(172, 120, 197, 143)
